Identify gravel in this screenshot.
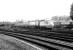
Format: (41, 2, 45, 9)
(0, 38, 25, 50)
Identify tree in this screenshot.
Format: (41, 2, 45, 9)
(70, 3, 73, 20)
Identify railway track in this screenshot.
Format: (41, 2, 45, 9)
(0, 30, 73, 50)
(0, 26, 73, 50)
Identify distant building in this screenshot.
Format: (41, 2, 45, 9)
(51, 16, 72, 26)
(25, 19, 54, 28)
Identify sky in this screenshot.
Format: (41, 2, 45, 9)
(0, 0, 73, 22)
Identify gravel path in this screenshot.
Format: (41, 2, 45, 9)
(0, 34, 41, 50)
(0, 38, 25, 50)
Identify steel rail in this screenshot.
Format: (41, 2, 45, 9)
(0, 31, 72, 50)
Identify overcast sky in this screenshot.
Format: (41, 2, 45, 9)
(0, 0, 73, 22)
